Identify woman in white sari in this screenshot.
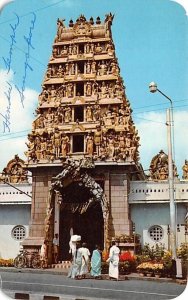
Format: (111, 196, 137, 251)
(79, 242, 91, 278)
(106, 241, 120, 280)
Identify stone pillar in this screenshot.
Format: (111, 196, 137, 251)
(54, 193, 60, 236)
(109, 173, 131, 238)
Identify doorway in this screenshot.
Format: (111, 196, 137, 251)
(59, 181, 104, 260)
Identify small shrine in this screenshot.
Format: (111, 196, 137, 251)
(0, 155, 28, 184)
(149, 150, 178, 181)
(23, 14, 145, 261)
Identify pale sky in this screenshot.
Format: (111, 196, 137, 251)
(0, 0, 187, 176)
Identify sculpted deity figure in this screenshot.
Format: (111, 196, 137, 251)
(52, 47, 58, 58)
(119, 131, 126, 150)
(114, 80, 123, 98)
(57, 83, 66, 98)
(93, 103, 100, 121)
(95, 43, 102, 53)
(41, 137, 47, 159)
(49, 85, 56, 102)
(61, 132, 70, 157)
(86, 61, 91, 74)
(67, 83, 74, 97)
(57, 65, 64, 77)
(86, 81, 92, 96)
(129, 140, 137, 162)
(39, 87, 49, 105)
(182, 160, 188, 179)
(56, 18, 65, 42)
(44, 108, 54, 127)
(106, 41, 114, 56)
(72, 44, 78, 55)
(68, 44, 73, 55)
(46, 139, 55, 162)
(86, 132, 94, 156)
(100, 81, 107, 98)
(85, 42, 90, 54)
(10, 164, 22, 183)
(52, 127, 61, 158)
(90, 43, 95, 53)
(64, 106, 72, 123)
(92, 81, 98, 95)
(86, 106, 93, 121)
(104, 13, 114, 37)
(110, 60, 119, 76)
(99, 144, 107, 160)
(65, 63, 70, 75)
(61, 45, 68, 56)
(125, 134, 132, 158)
(108, 83, 115, 98)
(25, 134, 35, 161)
(91, 60, 96, 74)
(94, 126, 102, 157)
(107, 134, 115, 159)
(98, 60, 107, 76)
(45, 66, 52, 80)
(35, 136, 42, 161)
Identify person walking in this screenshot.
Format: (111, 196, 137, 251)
(68, 242, 82, 279)
(79, 242, 91, 278)
(90, 245, 102, 279)
(40, 240, 47, 269)
(106, 241, 120, 280)
(52, 233, 59, 264)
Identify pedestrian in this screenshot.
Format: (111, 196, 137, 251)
(40, 240, 47, 269)
(90, 245, 102, 279)
(79, 242, 91, 278)
(67, 242, 82, 279)
(53, 233, 59, 264)
(106, 241, 120, 280)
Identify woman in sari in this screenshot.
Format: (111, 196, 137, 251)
(90, 245, 102, 278)
(68, 243, 82, 279)
(79, 242, 91, 278)
(106, 241, 120, 280)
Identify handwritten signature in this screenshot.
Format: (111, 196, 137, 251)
(0, 81, 12, 132)
(2, 13, 20, 73)
(1, 13, 36, 132)
(15, 12, 36, 107)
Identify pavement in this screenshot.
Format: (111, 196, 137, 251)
(0, 267, 187, 300)
(0, 266, 187, 283)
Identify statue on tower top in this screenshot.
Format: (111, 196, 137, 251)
(104, 12, 114, 37)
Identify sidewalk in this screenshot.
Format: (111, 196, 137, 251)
(1, 266, 186, 284)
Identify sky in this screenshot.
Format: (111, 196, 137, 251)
(0, 0, 187, 177)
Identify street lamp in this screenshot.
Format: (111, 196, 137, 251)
(149, 82, 177, 261)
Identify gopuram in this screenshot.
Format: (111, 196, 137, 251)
(23, 14, 145, 262)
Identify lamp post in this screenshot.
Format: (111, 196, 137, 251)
(149, 82, 177, 261)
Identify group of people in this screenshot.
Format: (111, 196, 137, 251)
(68, 240, 120, 281)
(40, 234, 121, 281)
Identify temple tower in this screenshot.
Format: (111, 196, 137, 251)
(24, 14, 144, 260)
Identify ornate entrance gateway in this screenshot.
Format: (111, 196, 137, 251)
(45, 159, 108, 259)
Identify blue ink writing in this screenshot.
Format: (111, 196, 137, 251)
(15, 12, 36, 107)
(0, 82, 12, 133)
(2, 14, 20, 73)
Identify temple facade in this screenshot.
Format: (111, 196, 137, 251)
(23, 14, 144, 261)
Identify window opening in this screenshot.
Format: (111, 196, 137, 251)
(148, 225, 163, 242)
(76, 82, 84, 96)
(74, 106, 84, 122)
(72, 135, 84, 153)
(12, 225, 26, 241)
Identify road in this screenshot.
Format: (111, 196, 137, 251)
(0, 270, 186, 300)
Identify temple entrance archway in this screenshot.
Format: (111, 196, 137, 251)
(44, 159, 109, 261)
(59, 180, 104, 259)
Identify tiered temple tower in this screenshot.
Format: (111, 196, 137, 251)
(24, 14, 144, 261)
